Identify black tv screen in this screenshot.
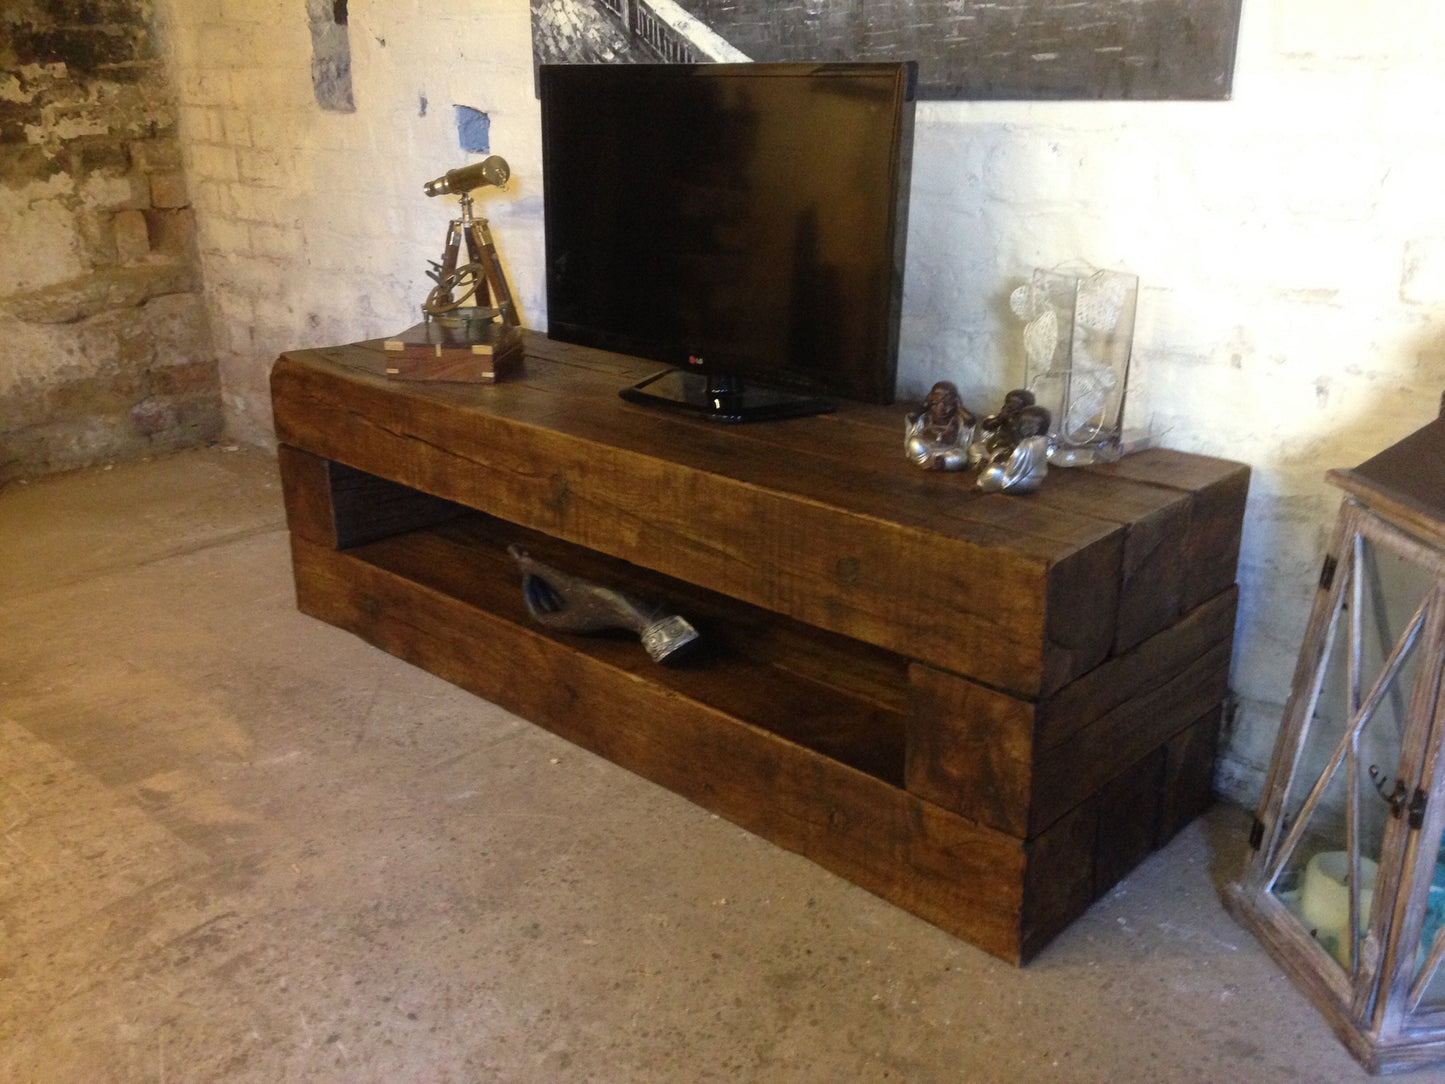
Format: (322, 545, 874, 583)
(539, 61, 916, 420)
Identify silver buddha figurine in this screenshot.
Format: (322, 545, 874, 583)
(976, 404, 1052, 494)
(905, 381, 974, 471)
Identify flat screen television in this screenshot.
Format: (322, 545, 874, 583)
(539, 61, 916, 422)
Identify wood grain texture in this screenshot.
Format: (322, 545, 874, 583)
(1032, 640, 1230, 834)
(382, 347, 521, 384)
(1158, 707, 1222, 843)
(276, 444, 339, 548)
(1036, 587, 1238, 753)
(1020, 797, 1098, 961)
(1092, 746, 1167, 898)
(1331, 471, 1445, 553)
(1027, 469, 1191, 653)
(289, 532, 1033, 961)
(907, 667, 1036, 837)
(271, 338, 1137, 698)
(271, 335, 1249, 964)
(279, 446, 468, 549)
(904, 588, 1237, 838)
(1332, 413, 1445, 539)
(1087, 448, 1251, 612)
(348, 512, 913, 784)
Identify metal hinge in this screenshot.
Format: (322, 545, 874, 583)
(1320, 554, 1338, 591)
(1249, 817, 1265, 850)
(1373, 767, 1430, 830)
(1410, 788, 1429, 831)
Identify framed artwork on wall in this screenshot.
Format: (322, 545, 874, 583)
(531, 0, 1243, 101)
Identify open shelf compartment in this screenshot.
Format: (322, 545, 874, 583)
(343, 504, 913, 787)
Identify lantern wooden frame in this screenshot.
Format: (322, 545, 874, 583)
(1228, 404, 1445, 1074)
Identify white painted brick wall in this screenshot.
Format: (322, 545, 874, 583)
(152, 0, 1445, 808)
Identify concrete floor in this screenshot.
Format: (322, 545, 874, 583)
(0, 445, 1435, 1083)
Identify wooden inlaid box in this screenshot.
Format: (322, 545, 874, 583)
(271, 332, 1248, 963)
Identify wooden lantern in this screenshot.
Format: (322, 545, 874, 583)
(1228, 398, 1445, 1073)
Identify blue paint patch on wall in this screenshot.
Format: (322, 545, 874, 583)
(455, 106, 489, 153)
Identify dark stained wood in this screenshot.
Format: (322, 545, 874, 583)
(1038, 528, 1122, 696)
(381, 320, 524, 383)
(283, 444, 919, 716)
(904, 588, 1237, 837)
(271, 337, 1133, 698)
(278, 446, 467, 549)
(1330, 413, 1445, 550)
(1087, 448, 1251, 612)
(382, 346, 521, 384)
(1037, 586, 1238, 752)
(276, 444, 339, 548)
(1033, 640, 1231, 833)
(1093, 747, 1167, 898)
(1020, 797, 1098, 960)
(1334, 413, 1445, 532)
(907, 666, 1037, 837)
(345, 514, 911, 785)
(767, 421, 1129, 692)
(328, 460, 466, 549)
(288, 532, 1032, 961)
(1027, 469, 1191, 653)
(1158, 706, 1222, 843)
(271, 334, 1249, 964)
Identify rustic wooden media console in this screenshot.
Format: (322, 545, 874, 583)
(271, 331, 1249, 964)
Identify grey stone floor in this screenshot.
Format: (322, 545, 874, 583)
(0, 445, 1428, 1082)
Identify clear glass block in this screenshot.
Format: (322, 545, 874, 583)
(1015, 266, 1138, 466)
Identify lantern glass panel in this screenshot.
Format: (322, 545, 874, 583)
(1267, 534, 1429, 971)
(1406, 831, 1445, 1010)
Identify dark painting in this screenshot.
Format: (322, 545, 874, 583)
(531, 0, 1242, 100)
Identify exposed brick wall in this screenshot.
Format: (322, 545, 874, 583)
(155, 0, 1445, 808)
(0, 0, 222, 483)
(155, 0, 547, 446)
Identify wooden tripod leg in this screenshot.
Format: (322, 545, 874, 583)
(467, 220, 520, 326)
(440, 220, 464, 277)
(460, 223, 495, 310)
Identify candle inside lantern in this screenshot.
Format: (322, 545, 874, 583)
(1300, 851, 1378, 967)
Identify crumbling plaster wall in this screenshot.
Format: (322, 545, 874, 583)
(0, 0, 223, 483)
(155, 0, 1445, 808)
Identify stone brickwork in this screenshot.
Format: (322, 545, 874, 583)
(0, 0, 222, 483)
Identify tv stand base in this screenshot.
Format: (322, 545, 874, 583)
(271, 332, 1248, 964)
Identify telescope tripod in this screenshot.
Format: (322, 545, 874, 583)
(424, 192, 519, 331)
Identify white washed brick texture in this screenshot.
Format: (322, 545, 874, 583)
(153, 0, 1445, 806)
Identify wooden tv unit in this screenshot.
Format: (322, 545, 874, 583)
(271, 331, 1249, 964)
